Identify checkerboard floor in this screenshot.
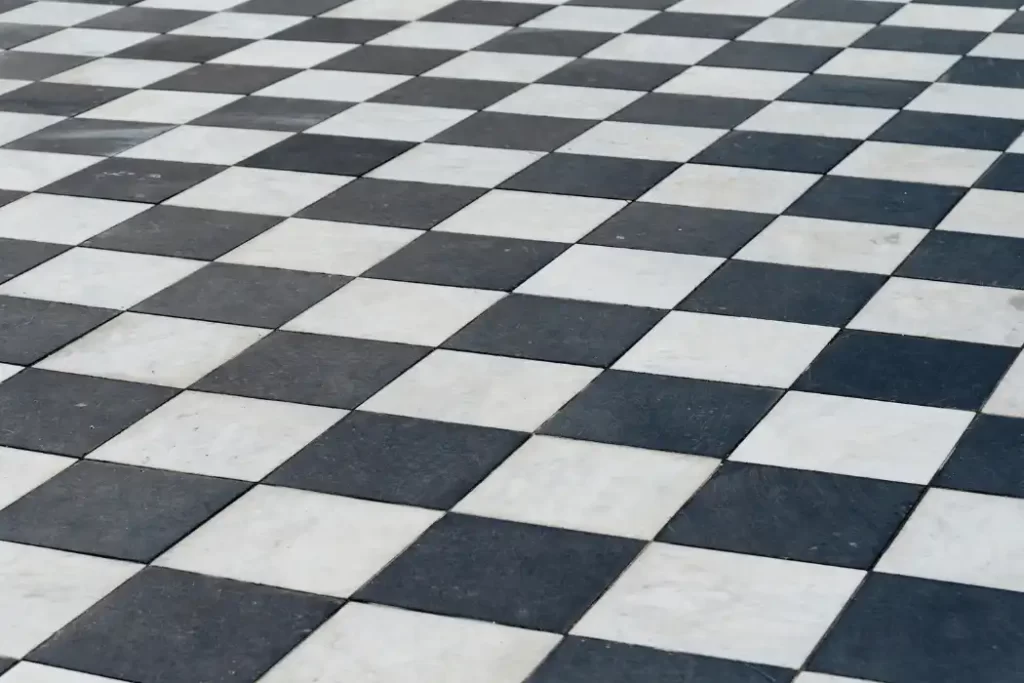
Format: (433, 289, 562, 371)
(3, 0, 1024, 680)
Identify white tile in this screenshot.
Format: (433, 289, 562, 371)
(361, 349, 600, 431)
(0, 447, 74, 511)
(615, 311, 837, 388)
(850, 277, 1024, 346)
(641, 164, 818, 214)
(166, 167, 350, 216)
(119, 125, 290, 165)
(426, 51, 571, 83)
(259, 603, 559, 683)
(736, 215, 927, 274)
(908, 82, 1024, 120)
(884, 3, 1012, 31)
(524, 6, 655, 32)
(585, 34, 726, 65)
(878, 488, 1024, 592)
(83, 90, 240, 124)
(220, 219, 418, 275)
(137, 0, 245, 9)
(324, 0, 454, 19)
(90, 391, 342, 480)
(38, 313, 267, 388)
(309, 103, 473, 141)
(212, 39, 355, 68)
(516, 244, 722, 308)
(0, 663, 127, 683)
(657, 66, 805, 100)
(46, 58, 191, 88)
(0, 150, 100, 192)
(487, 84, 642, 120)
(0, 1, 115, 26)
(370, 21, 506, 50)
(171, 12, 304, 39)
(255, 70, 409, 102)
(559, 121, 724, 162)
(284, 278, 503, 345)
(0, 541, 138, 658)
(739, 18, 872, 47)
(573, 543, 863, 668)
(984, 351, 1024, 418)
(0, 193, 147, 245)
(737, 101, 896, 139)
(369, 143, 543, 188)
(157, 486, 439, 596)
(816, 48, 958, 81)
(0, 112, 63, 146)
(668, 0, 795, 16)
(970, 32, 1024, 59)
(14, 28, 153, 57)
(456, 435, 718, 538)
(732, 391, 973, 484)
(0, 248, 203, 309)
(830, 141, 998, 187)
(434, 189, 625, 242)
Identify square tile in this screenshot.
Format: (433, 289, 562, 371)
(573, 543, 863, 668)
(477, 27, 614, 56)
(0, 447, 73, 511)
(487, 83, 642, 119)
(558, 121, 724, 162)
(0, 296, 115, 365)
(90, 390, 342, 480)
(0, 2, 117, 26)
(525, 5, 655, 31)
(541, 370, 781, 456)
(45, 58, 191, 89)
(369, 143, 543, 188)
(668, 0, 796, 16)
(0, 149, 100, 192)
(700, 41, 839, 73)
(317, 44, 461, 74)
(157, 485, 439, 596)
(114, 34, 249, 62)
(355, 513, 642, 632)
(82, 89, 240, 123)
(372, 75, 521, 109)
(3, 119, 173, 156)
(14, 28, 156, 57)
(872, 110, 1024, 151)
(785, 176, 966, 228)
(540, 57, 683, 90)
(884, 3, 1012, 31)
(309, 102, 471, 141)
(642, 164, 819, 214)
(816, 48, 958, 81)
(426, 0, 551, 25)
(426, 50, 572, 82)
(170, 12, 304, 39)
(984, 350, 1024, 418)
(193, 95, 349, 131)
(657, 65, 805, 99)
(166, 167, 350, 216)
(0, 461, 245, 562)
(0, 663, 132, 681)
(586, 34, 728, 65)
(692, 130, 858, 174)
(0, 82, 124, 117)
(0, 112, 63, 146)
(43, 157, 222, 203)
(739, 17, 873, 47)
(80, 6, 208, 32)
(241, 132, 414, 175)
(502, 153, 679, 200)
(830, 141, 998, 186)
(300, 178, 484, 229)
(737, 100, 896, 138)
(935, 413, 1024, 498)
(0, 237, 62, 285)
(256, 69, 411, 102)
(119, 125, 290, 165)
(212, 39, 354, 68)
(937, 188, 1024, 238)
(369, 21, 507, 50)
(899, 231, 1024, 290)
(0, 193, 147, 245)
(325, 0, 454, 19)
(272, 17, 401, 43)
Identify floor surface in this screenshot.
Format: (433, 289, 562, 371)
(1, 0, 1024, 681)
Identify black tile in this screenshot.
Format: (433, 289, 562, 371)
(527, 637, 796, 683)
(432, 112, 594, 151)
(299, 178, 484, 229)
(80, 7, 206, 31)
(30, 567, 342, 683)
(786, 176, 965, 228)
(241, 133, 413, 176)
(0, 23, 59, 49)
(541, 370, 781, 456)
(272, 17, 401, 43)
(701, 41, 838, 72)
(779, 0, 900, 23)
(583, 203, 771, 257)
(0, 82, 128, 116)
(151, 64, 297, 95)
(372, 76, 522, 109)
(794, 330, 1016, 410)
(897, 230, 1024, 290)
(936, 414, 1024, 498)
(0, 658, 12, 676)
(193, 331, 428, 409)
(267, 411, 527, 509)
(659, 462, 920, 568)
(872, 111, 1024, 150)
(194, 96, 349, 132)
(425, 0, 548, 24)
(630, 11, 760, 38)
(366, 232, 565, 290)
(444, 294, 663, 367)
(5, 119, 172, 156)
(318, 45, 459, 75)
(924, 0, 1020, 7)
(693, 130, 859, 174)
(0, 296, 116, 365)
(355, 514, 642, 632)
(0, 237, 65, 284)
(0, 51, 86, 80)
(945, 57, 1024, 88)
(502, 153, 678, 200)
(0, 461, 246, 562)
(570, 0, 678, 7)
(0, 369, 174, 457)
(853, 26, 986, 55)
(810, 574, 1024, 683)
(782, 74, 927, 108)
(999, 11, 1024, 33)
(84, 206, 280, 260)
(230, 0, 347, 14)
(478, 27, 615, 56)
(679, 260, 886, 326)
(43, 158, 222, 203)
(612, 92, 766, 127)
(0, 189, 23, 209)
(977, 153, 1024, 191)
(115, 34, 249, 62)
(541, 58, 683, 90)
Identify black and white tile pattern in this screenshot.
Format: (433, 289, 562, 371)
(2, 0, 1024, 680)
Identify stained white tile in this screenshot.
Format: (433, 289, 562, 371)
(878, 489, 1024, 592)
(0, 112, 64, 146)
(83, 89, 241, 124)
(739, 18, 872, 47)
(573, 543, 863, 668)
(884, 3, 1012, 31)
(0, 663, 127, 683)
(259, 603, 559, 683)
(0, 193, 147, 245)
(830, 141, 998, 187)
(641, 164, 818, 214)
(737, 101, 896, 139)
(456, 435, 718, 538)
(369, 21, 506, 50)
(46, 58, 191, 88)
(516, 244, 722, 308)
(255, 70, 409, 102)
(0, 447, 74, 511)
(523, 6, 655, 32)
(817, 48, 958, 81)
(369, 143, 543, 188)
(220, 219, 418, 275)
(937, 189, 1024, 238)
(657, 66, 805, 100)
(284, 278, 503, 345)
(426, 51, 571, 83)
(119, 125, 291, 165)
(157, 486, 439, 596)
(908, 82, 1024, 120)
(0, 150, 100, 192)
(324, 0, 454, 20)
(559, 121, 724, 162)
(731, 391, 973, 483)
(166, 167, 350, 216)
(0, 1, 115, 26)
(171, 12, 304, 39)
(584, 34, 727, 65)
(668, 0, 796, 16)
(736, 216, 927, 274)
(212, 39, 355, 68)
(14, 28, 154, 57)
(487, 84, 642, 120)
(361, 349, 600, 431)
(309, 103, 473, 141)
(984, 351, 1024, 418)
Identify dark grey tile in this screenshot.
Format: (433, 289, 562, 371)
(230, 0, 348, 14)
(43, 158, 223, 203)
(5, 119, 173, 156)
(0, 237, 65, 284)
(272, 17, 401, 43)
(372, 76, 522, 109)
(0, 296, 116, 365)
(425, 0, 548, 25)
(977, 153, 1024, 192)
(630, 11, 760, 38)
(897, 230, 1024, 290)
(317, 45, 459, 75)
(781, 74, 927, 108)
(0, 23, 59, 49)
(854, 26, 986, 55)
(194, 96, 349, 132)
(0, 51, 85, 79)
(80, 7, 206, 31)
(241, 133, 413, 176)
(540, 58, 683, 91)
(936, 415, 1024, 498)
(944, 57, 1024, 88)
(151, 64, 297, 95)
(779, 0, 900, 23)
(700, 41, 837, 72)
(871, 110, 1024, 150)
(478, 27, 615, 56)
(0, 658, 12, 676)
(432, 112, 594, 151)
(612, 92, 766, 127)
(115, 34, 249, 62)
(502, 153, 678, 200)
(299, 178, 484, 229)
(693, 130, 859, 174)
(786, 176, 965, 228)
(0, 82, 128, 116)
